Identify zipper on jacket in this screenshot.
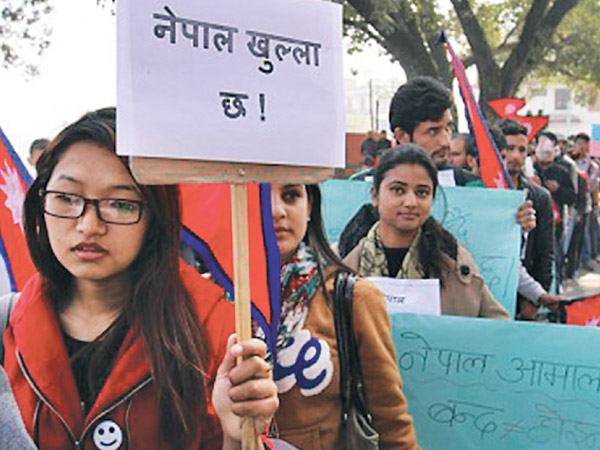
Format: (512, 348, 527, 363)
(77, 376, 153, 445)
(17, 350, 79, 448)
(19, 349, 152, 449)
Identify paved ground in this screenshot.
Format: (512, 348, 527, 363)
(560, 261, 600, 300)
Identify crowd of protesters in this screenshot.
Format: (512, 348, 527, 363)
(448, 120, 599, 321)
(343, 76, 597, 324)
(1, 74, 596, 449)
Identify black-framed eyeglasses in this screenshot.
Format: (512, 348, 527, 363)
(40, 190, 145, 225)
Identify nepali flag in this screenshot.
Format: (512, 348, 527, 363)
(512, 116, 550, 142)
(559, 294, 600, 326)
(180, 183, 281, 359)
(439, 31, 513, 189)
(487, 98, 526, 118)
(0, 126, 36, 293)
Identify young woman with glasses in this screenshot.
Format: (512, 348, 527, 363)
(3, 108, 278, 450)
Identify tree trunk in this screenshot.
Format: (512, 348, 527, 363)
(452, 0, 580, 118)
(345, 0, 581, 119)
(347, 0, 442, 80)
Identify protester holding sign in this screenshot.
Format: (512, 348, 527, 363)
(498, 120, 560, 320)
(268, 183, 418, 449)
(3, 108, 278, 450)
(344, 144, 509, 319)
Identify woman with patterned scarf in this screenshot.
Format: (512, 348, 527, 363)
(344, 144, 509, 319)
(265, 183, 418, 449)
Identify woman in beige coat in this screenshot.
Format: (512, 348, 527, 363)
(344, 144, 509, 319)
(266, 183, 419, 449)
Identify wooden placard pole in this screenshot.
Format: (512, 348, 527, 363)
(230, 183, 260, 450)
(129, 157, 335, 447)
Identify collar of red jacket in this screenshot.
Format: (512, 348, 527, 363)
(10, 274, 152, 434)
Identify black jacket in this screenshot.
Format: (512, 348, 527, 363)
(519, 176, 555, 291)
(534, 162, 577, 209)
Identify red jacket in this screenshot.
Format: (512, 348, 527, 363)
(3, 262, 235, 450)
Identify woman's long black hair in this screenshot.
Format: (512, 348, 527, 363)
(24, 108, 210, 447)
(372, 143, 458, 281)
(301, 184, 354, 297)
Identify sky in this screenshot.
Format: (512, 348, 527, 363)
(0, 0, 402, 171)
(0, 0, 117, 170)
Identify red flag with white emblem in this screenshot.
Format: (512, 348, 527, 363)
(512, 116, 550, 142)
(487, 98, 526, 118)
(0, 126, 36, 292)
(561, 294, 600, 326)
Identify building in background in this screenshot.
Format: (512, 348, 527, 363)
(522, 83, 600, 138)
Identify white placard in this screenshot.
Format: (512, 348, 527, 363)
(367, 278, 441, 316)
(117, 0, 345, 168)
(437, 169, 456, 187)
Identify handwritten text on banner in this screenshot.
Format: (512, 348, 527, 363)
(392, 314, 600, 450)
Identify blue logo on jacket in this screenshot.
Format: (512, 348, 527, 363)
(274, 329, 333, 396)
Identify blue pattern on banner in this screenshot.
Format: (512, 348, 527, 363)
(259, 183, 282, 361)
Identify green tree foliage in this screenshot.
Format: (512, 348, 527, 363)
(344, 0, 586, 115)
(532, 0, 600, 106)
(1, 0, 53, 76)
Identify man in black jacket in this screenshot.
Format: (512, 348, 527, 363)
(499, 120, 559, 319)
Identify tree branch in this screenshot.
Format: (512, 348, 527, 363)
(450, 0, 500, 89)
(497, 24, 520, 52)
(347, 0, 439, 78)
(501, 0, 581, 94)
(344, 18, 387, 48)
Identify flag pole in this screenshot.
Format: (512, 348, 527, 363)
(231, 182, 261, 450)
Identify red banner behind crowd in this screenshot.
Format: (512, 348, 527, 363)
(0, 126, 35, 293)
(487, 98, 549, 142)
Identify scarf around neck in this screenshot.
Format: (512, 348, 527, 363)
(358, 222, 425, 279)
(254, 242, 323, 361)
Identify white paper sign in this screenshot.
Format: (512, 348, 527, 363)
(437, 169, 456, 187)
(117, 0, 345, 167)
(367, 278, 441, 316)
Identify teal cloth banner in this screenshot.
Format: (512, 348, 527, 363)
(320, 181, 525, 314)
(431, 186, 525, 315)
(320, 179, 372, 243)
(392, 314, 600, 450)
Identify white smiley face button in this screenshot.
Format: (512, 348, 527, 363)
(93, 420, 123, 450)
